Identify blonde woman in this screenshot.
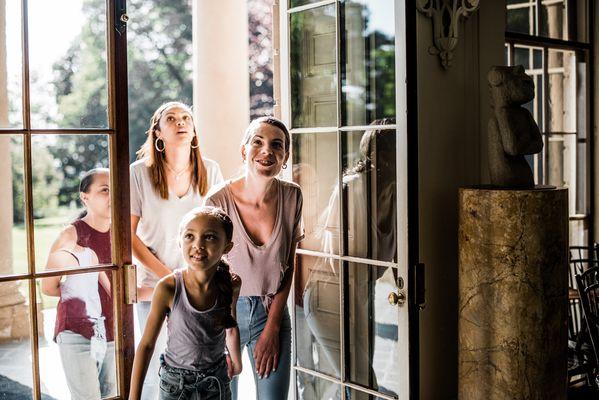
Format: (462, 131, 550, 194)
(130, 101, 223, 399)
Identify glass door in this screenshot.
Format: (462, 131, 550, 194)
(0, 0, 132, 398)
(278, 0, 411, 398)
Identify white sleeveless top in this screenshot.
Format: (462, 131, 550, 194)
(59, 248, 102, 321)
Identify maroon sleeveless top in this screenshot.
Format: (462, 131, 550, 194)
(53, 219, 114, 342)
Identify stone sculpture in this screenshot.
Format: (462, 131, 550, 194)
(488, 65, 543, 188)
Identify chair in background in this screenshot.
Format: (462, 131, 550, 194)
(569, 245, 599, 387)
(575, 266, 599, 388)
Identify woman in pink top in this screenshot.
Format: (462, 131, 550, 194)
(205, 116, 304, 400)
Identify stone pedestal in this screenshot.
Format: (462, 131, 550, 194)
(458, 186, 568, 400)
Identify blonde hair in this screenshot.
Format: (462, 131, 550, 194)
(136, 101, 208, 199)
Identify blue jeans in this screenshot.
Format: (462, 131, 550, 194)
(159, 355, 231, 400)
(231, 296, 291, 400)
(56, 329, 116, 400)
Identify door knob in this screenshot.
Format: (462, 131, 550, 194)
(388, 291, 406, 306)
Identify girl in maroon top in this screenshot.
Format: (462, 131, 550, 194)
(41, 168, 115, 400)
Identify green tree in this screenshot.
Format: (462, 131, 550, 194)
(50, 0, 193, 206)
(11, 137, 63, 223)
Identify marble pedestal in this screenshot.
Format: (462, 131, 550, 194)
(458, 186, 568, 400)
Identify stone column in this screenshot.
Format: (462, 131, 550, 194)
(192, 0, 250, 180)
(458, 187, 568, 399)
(0, 0, 30, 341)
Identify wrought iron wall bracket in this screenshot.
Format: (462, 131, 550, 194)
(416, 0, 480, 69)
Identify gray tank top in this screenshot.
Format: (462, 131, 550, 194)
(163, 270, 228, 371)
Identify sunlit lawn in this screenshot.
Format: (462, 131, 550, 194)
(12, 211, 76, 310)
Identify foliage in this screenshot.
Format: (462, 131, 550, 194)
(248, 0, 274, 118)
(48, 0, 274, 207)
(11, 137, 63, 223)
(49, 0, 193, 206)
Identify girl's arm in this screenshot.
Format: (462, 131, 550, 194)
(41, 226, 78, 297)
(225, 327, 242, 377)
(226, 274, 243, 377)
(131, 215, 172, 289)
(129, 276, 174, 400)
(253, 241, 298, 379)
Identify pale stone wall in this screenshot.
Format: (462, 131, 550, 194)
(192, 0, 250, 181)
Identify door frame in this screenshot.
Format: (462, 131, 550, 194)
(276, 0, 420, 398)
(107, 0, 135, 397)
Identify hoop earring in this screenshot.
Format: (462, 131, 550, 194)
(190, 136, 199, 149)
(154, 137, 165, 152)
(282, 164, 288, 170)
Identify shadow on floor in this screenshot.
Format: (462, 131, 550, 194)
(0, 374, 56, 400)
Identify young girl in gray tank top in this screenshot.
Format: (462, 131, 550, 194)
(130, 206, 243, 400)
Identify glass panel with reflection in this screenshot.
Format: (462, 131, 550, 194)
(342, 128, 396, 262)
(29, 0, 108, 128)
(38, 272, 116, 399)
(347, 262, 399, 397)
(0, 280, 34, 398)
(292, 132, 339, 253)
(506, 1, 534, 35)
(31, 134, 111, 272)
(1, 0, 24, 128)
(290, 4, 337, 128)
(296, 370, 341, 400)
(295, 254, 341, 378)
(341, 0, 395, 126)
(1, 135, 28, 277)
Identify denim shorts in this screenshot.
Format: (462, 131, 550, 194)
(159, 355, 231, 400)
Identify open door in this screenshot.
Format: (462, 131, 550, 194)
(276, 0, 415, 398)
(0, 0, 133, 398)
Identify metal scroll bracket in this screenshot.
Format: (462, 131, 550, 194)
(416, 0, 480, 69)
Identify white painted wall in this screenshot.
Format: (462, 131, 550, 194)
(416, 3, 505, 398)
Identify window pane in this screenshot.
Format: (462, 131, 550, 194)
(38, 272, 116, 399)
(348, 388, 391, 400)
(290, 5, 337, 128)
(29, 0, 108, 128)
(342, 129, 396, 262)
(290, 0, 326, 8)
(296, 370, 341, 400)
(292, 132, 339, 253)
(347, 263, 399, 397)
(575, 141, 587, 215)
(569, 219, 587, 247)
(0, 280, 34, 397)
(1, 0, 23, 128)
(295, 255, 341, 378)
(4, 136, 27, 276)
(506, 2, 534, 35)
(341, 0, 395, 126)
(539, 0, 566, 40)
(32, 134, 110, 271)
(546, 133, 576, 212)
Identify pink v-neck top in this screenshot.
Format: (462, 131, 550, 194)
(205, 179, 304, 311)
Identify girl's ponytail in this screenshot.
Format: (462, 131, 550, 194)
(214, 259, 237, 328)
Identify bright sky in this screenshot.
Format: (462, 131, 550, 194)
(7, 0, 83, 78)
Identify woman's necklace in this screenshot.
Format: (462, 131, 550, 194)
(164, 161, 190, 181)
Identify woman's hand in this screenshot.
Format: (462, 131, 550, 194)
(253, 324, 280, 379)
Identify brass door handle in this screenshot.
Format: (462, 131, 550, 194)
(388, 291, 406, 306)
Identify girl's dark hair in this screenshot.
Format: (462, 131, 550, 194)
(77, 168, 109, 219)
(179, 206, 237, 328)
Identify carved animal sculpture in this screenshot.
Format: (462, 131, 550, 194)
(488, 65, 543, 188)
